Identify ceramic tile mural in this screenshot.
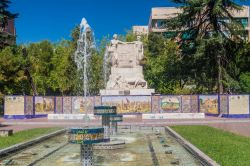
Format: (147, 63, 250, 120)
(5, 96, 24, 115)
(63, 97, 72, 114)
(72, 97, 94, 114)
(102, 96, 151, 114)
(190, 95, 199, 113)
(152, 95, 160, 113)
(160, 96, 181, 113)
(220, 95, 228, 114)
(94, 96, 101, 106)
(25, 96, 33, 115)
(4, 95, 250, 117)
(199, 95, 218, 114)
(35, 97, 54, 115)
(181, 95, 191, 113)
(229, 95, 249, 114)
(55, 97, 63, 114)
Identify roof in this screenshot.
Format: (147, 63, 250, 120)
(151, 7, 182, 19)
(150, 6, 250, 20)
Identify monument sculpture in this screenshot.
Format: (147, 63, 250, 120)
(101, 34, 155, 95)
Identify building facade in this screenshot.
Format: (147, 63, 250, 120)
(148, 6, 250, 40)
(132, 26, 148, 36)
(0, 19, 16, 45)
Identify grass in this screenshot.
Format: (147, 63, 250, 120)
(0, 128, 61, 149)
(171, 125, 250, 166)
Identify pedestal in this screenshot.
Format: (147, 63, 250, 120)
(80, 144, 94, 166)
(100, 89, 155, 95)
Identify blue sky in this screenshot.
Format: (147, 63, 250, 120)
(11, 0, 250, 44)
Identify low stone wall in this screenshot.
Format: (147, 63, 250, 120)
(3, 95, 250, 119)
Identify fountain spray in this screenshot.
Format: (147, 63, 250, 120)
(74, 18, 95, 120)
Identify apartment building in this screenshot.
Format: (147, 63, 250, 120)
(148, 6, 250, 39)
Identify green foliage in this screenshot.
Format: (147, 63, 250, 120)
(26, 41, 55, 95)
(171, 125, 250, 166)
(168, 0, 244, 41)
(0, 128, 61, 149)
(0, 46, 29, 95)
(49, 40, 78, 95)
(125, 30, 137, 42)
(239, 72, 250, 93)
(159, 0, 248, 94)
(88, 51, 104, 95)
(144, 33, 186, 94)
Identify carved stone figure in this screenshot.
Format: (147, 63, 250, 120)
(135, 36, 144, 64)
(100, 34, 155, 95)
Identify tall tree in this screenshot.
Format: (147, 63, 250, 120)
(168, 0, 245, 94)
(169, 0, 244, 40)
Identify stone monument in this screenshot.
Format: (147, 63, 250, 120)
(100, 34, 155, 95)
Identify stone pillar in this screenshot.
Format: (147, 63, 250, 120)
(111, 121, 117, 136)
(68, 127, 104, 166)
(80, 144, 94, 166)
(102, 116, 110, 141)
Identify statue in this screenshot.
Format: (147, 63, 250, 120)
(135, 36, 144, 64)
(101, 33, 155, 95)
(108, 34, 125, 67)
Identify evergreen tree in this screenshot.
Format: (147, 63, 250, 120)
(168, 0, 245, 94)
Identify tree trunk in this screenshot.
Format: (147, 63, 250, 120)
(217, 55, 223, 94)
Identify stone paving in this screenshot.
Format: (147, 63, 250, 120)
(1, 116, 250, 138)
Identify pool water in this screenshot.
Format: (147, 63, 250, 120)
(0, 127, 201, 166)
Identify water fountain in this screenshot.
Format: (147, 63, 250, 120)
(93, 106, 117, 141)
(74, 18, 95, 120)
(103, 48, 109, 87)
(68, 127, 105, 166)
(110, 114, 123, 136)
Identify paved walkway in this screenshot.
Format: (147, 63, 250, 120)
(1, 117, 250, 137)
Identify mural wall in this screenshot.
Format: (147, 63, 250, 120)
(220, 95, 228, 114)
(72, 97, 94, 114)
(5, 96, 24, 115)
(151, 95, 160, 113)
(199, 95, 219, 114)
(25, 96, 34, 116)
(3, 95, 250, 118)
(190, 95, 199, 113)
(55, 97, 63, 114)
(229, 95, 249, 114)
(102, 96, 151, 114)
(94, 96, 101, 106)
(160, 96, 181, 113)
(35, 96, 54, 115)
(182, 95, 191, 113)
(63, 97, 72, 114)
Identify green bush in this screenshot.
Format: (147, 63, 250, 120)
(239, 72, 250, 93)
